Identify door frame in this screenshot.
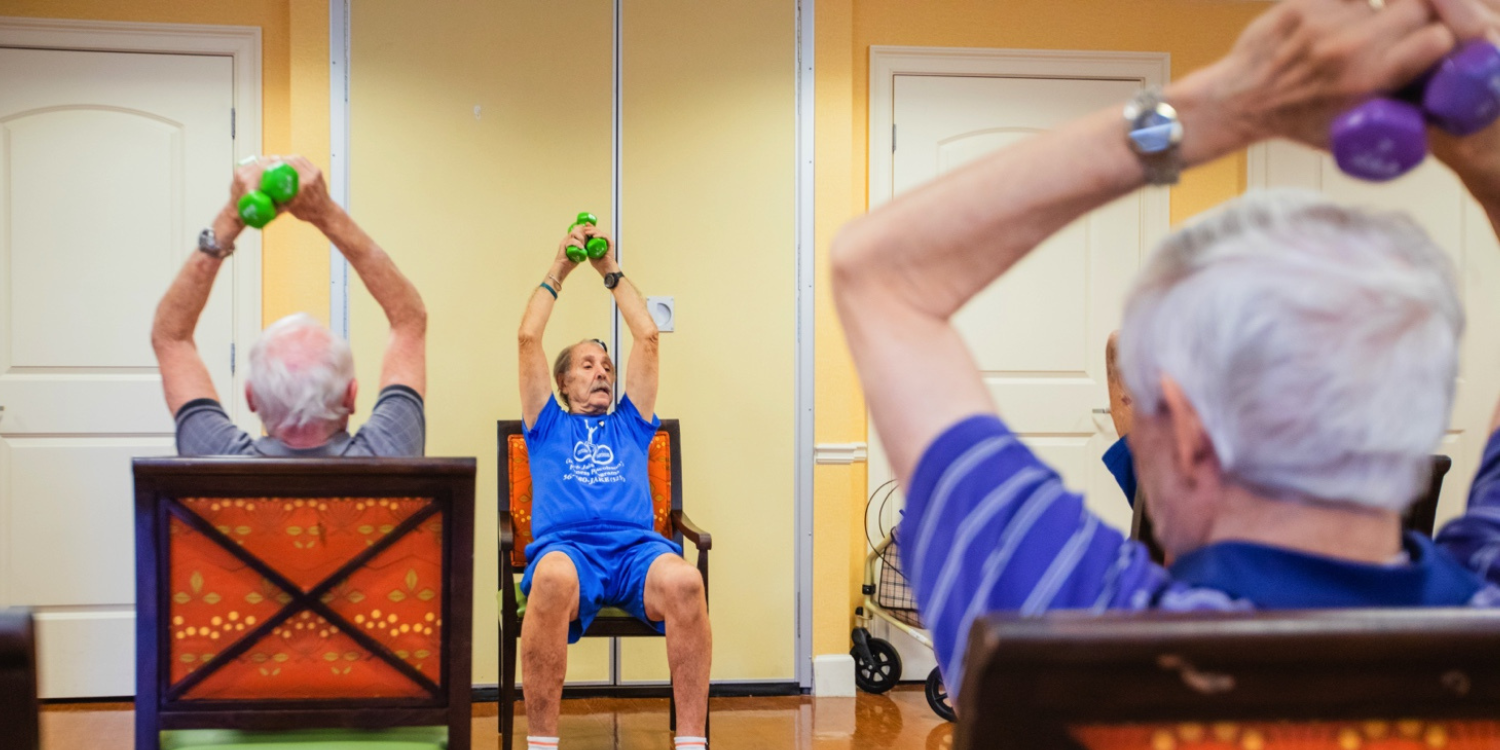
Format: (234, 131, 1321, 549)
(0, 16, 264, 428)
(864, 45, 1173, 494)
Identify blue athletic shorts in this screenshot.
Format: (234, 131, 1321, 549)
(521, 523, 684, 643)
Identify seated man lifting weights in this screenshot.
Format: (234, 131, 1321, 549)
(153, 156, 426, 457)
(833, 0, 1500, 700)
(516, 223, 710, 750)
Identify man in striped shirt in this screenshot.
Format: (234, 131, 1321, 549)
(832, 0, 1500, 699)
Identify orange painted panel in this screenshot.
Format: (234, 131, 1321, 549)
(181, 497, 433, 591)
(180, 612, 427, 700)
(1072, 720, 1500, 750)
(325, 511, 445, 683)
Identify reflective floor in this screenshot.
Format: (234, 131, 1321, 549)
(40, 685, 953, 750)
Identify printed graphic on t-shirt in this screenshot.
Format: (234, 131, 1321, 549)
(565, 420, 626, 485)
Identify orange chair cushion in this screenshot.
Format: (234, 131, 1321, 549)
(1071, 719, 1500, 749)
(507, 432, 672, 568)
(167, 497, 444, 700)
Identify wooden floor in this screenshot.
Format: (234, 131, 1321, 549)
(39, 686, 952, 750)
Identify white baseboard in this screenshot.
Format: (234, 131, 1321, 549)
(811, 653, 856, 697)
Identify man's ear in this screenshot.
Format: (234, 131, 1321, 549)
(344, 378, 358, 416)
(245, 384, 258, 413)
(1159, 374, 1215, 477)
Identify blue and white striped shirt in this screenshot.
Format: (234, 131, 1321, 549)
(907, 415, 1500, 697)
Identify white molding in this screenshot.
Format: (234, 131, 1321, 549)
(1247, 142, 1269, 189)
(794, 0, 816, 691)
(868, 45, 1172, 210)
(328, 0, 350, 339)
(814, 443, 867, 465)
(0, 16, 263, 431)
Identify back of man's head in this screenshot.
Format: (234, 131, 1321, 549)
(247, 313, 356, 437)
(1119, 189, 1462, 511)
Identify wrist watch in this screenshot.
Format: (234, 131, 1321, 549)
(197, 227, 234, 259)
(1124, 86, 1184, 186)
(603, 271, 625, 290)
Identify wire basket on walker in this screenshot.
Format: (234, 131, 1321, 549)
(852, 480, 955, 722)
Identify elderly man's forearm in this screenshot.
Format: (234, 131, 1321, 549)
(317, 209, 426, 330)
(152, 253, 224, 346)
(833, 70, 1245, 322)
(612, 278, 658, 343)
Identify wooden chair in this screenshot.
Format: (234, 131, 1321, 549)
(497, 419, 711, 750)
(955, 608, 1500, 749)
(0, 607, 39, 750)
(1132, 455, 1453, 564)
(133, 458, 476, 750)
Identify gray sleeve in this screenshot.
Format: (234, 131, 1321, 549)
(348, 385, 426, 457)
(175, 399, 255, 456)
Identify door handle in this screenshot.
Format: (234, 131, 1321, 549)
(1091, 407, 1111, 415)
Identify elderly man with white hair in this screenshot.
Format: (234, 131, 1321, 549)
(152, 156, 426, 457)
(833, 0, 1500, 697)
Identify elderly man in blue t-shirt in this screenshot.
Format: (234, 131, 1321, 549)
(833, 0, 1500, 701)
(515, 224, 710, 750)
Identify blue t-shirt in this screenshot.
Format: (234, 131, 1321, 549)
(524, 394, 662, 540)
(906, 414, 1500, 698)
(1101, 435, 1137, 507)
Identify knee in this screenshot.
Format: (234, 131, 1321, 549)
(661, 567, 706, 613)
(529, 555, 579, 609)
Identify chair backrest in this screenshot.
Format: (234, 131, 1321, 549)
(1131, 454, 1454, 564)
(0, 608, 39, 750)
(132, 458, 475, 749)
(498, 419, 682, 569)
(956, 608, 1500, 750)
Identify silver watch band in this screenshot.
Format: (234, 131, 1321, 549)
(198, 227, 234, 260)
(1125, 86, 1184, 187)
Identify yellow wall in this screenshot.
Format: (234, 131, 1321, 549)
(809, 0, 1268, 655)
(617, 0, 797, 681)
(2, 0, 331, 326)
(347, 0, 797, 683)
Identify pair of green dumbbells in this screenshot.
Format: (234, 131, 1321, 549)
(236, 162, 300, 229)
(565, 212, 610, 263)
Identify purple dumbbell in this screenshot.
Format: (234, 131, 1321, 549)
(1331, 97, 1428, 181)
(1331, 40, 1500, 181)
(1423, 39, 1500, 136)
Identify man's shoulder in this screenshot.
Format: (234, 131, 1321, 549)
(175, 398, 256, 456)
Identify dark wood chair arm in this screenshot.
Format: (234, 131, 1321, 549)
(672, 510, 711, 551)
(499, 510, 515, 554)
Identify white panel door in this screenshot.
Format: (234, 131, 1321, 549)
(868, 74, 1161, 537)
(0, 46, 239, 698)
(1248, 141, 1500, 532)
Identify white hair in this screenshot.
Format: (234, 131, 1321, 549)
(247, 313, 355, 436)
(1118, 189, 1462, 511)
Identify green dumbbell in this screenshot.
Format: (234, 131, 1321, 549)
(565, 212, 610, 263)
(236, 162, 301, 229)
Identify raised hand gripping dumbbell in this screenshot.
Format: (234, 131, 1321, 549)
(565, 212, 610, 263)
(236, 162, 300, 229)
(1332, 40, 1500, 181)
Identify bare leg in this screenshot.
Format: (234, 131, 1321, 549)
(644, 555, 711, 738)
(521, 552, 580, 738)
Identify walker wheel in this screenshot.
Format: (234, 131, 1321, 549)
(851, 636, 902, 694)
(926, 666, 956, 722)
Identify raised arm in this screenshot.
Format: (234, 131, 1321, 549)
(1429, 0, 1500, 236)
(283, 157, 427, 398)
(583, 228, 660, 418)
(831, 0, 1456, 486)
(151, 163, 260, 415)
(518, 230, 585, 427)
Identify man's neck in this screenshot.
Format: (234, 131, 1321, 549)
(1204, 484, 1404, 564)
(274, 420, 345, 450)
